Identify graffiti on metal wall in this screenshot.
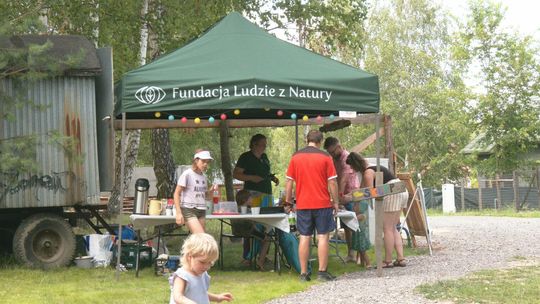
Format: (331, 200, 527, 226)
(0, 170, 80, 202)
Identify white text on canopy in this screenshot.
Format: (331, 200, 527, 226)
(171, 84, 333, 102)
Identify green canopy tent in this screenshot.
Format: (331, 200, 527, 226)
(114, 12, 379, 122)
(113, 12, 388, 278)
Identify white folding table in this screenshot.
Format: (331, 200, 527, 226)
(130, 213, 290, 274)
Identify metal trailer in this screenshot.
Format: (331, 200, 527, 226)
(0, 36, 114, 268)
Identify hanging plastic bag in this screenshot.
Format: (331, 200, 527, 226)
(83, 234, 116, 267)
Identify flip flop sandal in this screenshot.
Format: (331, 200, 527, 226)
(393, 259, 407, 267)
(382, 261, 394, 268)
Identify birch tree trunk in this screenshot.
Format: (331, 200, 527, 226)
(90, 1, 99, 46)
(147, 1, 177, 198)
(108, 130, 141, 213)
(108, 0, 148, 214)
(139, 0, 149, 65)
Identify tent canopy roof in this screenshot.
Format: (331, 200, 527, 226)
(114, 12, 379, 120)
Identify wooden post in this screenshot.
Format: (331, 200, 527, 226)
(495, 173, 502, 209)
(374, 172, 384, 277)
(513, 171, 520, 211)
(537, 168, 540, 210)
(295, 119, 299, 152)
(219, 121, 234, 201)
(374, 112, 384, 277)
(460, 181, 465, 211)
(384, 115, 395, 175)
(478, 178, 483, 211)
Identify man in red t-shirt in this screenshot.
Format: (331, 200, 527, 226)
(285, 130, 339, 282)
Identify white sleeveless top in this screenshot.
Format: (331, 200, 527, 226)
(169, 267, 210, 304)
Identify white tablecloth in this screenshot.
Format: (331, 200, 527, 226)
(130, 211, 357, 233)
(130, 213, 290, 233)
(336, 210, 360, 231)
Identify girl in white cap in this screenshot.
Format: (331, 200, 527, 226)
(174, 149, 214, 233)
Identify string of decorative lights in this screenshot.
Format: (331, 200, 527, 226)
(153, 109, 336, 124)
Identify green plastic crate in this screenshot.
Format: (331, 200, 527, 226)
(114, 244, 153, 269)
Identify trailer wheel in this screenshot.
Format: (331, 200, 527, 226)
(13, 213, 76, 269)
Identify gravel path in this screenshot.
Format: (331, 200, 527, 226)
(266, 216, 540, 304)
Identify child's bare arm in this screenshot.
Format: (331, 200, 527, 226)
(172, 277, 196, 304)
(174, 185, 186, 225)
(208, 292, 233, 302)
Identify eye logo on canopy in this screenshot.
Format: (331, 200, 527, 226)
(135, 86, 166, 104)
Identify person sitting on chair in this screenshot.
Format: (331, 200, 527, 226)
(231, 190, 271, 271)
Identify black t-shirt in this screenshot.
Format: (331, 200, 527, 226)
(236, 151, 272, 194)
(367, 166, 395, 186)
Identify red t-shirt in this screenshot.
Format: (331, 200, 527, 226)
(286, 146, 337, 210)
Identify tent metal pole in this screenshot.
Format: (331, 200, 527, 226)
(115, 112, 126, 280)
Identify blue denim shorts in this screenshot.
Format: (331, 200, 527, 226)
(296, 208, 336, 236)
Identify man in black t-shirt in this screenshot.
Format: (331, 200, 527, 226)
(233, 134, 279, 196)
(233, 134, 279, 265)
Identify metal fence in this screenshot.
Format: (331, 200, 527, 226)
(453, 186, 539, 210)
(422, 186, 540, 211)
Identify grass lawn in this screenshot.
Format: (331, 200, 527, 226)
(0, 220, 426, 303)
(416, 265, 540, 304)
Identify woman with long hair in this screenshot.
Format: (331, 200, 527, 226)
(346, 152, 409, 268)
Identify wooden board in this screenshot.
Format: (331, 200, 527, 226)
(350, 181, 406, 201)
(397, 173, 427, 237)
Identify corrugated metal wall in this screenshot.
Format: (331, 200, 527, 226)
(1, 77, 100, 208)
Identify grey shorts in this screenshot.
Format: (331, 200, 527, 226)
(181, 207, 206, 220)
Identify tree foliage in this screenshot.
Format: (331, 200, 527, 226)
(262, 0, 368, 63)
(6, 0, 535, 192)
(362, 0, 473, 186)
(455, 0, 540, 175)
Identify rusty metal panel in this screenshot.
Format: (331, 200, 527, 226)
(1, 77, 100, 208)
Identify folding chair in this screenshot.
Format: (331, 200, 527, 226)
(218, 220, 254, 269)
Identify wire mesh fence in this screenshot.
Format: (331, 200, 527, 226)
(453, 186, 539, 210)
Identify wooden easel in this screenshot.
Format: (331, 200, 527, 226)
(397, 172, 432, 255)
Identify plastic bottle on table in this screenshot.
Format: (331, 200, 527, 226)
(212, 185, 220, 205)
(165, 199, 174, 216)
(288, 206, 297, 232)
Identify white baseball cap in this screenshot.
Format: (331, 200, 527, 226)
(194, 150, 213, 160)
